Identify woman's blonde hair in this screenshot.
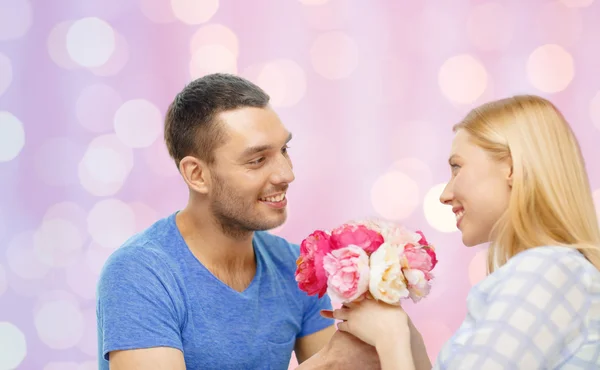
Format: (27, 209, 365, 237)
(454, 95, 600, 273)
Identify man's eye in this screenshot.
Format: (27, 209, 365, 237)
(249, 157, 265, 165)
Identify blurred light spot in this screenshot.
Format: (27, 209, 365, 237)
(34, 137, 83, 187)
(114, 99, 162, 148)
(310, 31, 359, 80)
(416, 320, 453, 361)
(467, 2, 513, 51)
(0, 111, 25, 162)
(527, 44, 574, 93)
(43, 202, 88, 238)
(0, 53, 11, 97)
(438, 54, 488, 104)
(423, 183, 458, 233)
(0, 264, 6, 298)
(252, 59, 306, 108)
(44, 363, 80, 370)
(89, 31, 129, 76)
(560, 0, 594, 6)
(85, 242, 116, 275)
(7, 231, 52, 280)
(65, 255, 97, 300)
(189, 44, 237, 79)
(143, 137, 179, 177)
(299, 0, 330, 4)
(371, 171, 420, 220)
(536, 2, 582, 47)
(468, 249, 488, 286)
(389, 158, 433, 191)
(171, 0, 219, 25)
(76, 308, 97, 356)
(78, 134, 134, 196)
(33, 218, 84, 268)
(76, 83, 123, 134)
(66, 17, 115, 68)
(48, 21, 80, 70)
(590, 92, 600, 132)
(140, 0, 176, 23)
(0, 0, 32, 41)
(34, 296, 84, 349)
(0, 322, 26, 369)
(87, 199, 135, 249)
(190, 23, 238, 57)
(129, 201, 159, 232)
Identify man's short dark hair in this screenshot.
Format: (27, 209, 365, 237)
(164, 73, 270, 168)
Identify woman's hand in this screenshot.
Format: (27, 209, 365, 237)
(329, 298, 411, 349)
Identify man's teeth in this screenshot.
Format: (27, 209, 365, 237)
(261, 193, 285, 202)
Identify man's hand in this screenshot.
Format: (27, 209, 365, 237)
(298, 330, 380, 370)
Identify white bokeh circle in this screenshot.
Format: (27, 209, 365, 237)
(310, 31, 359, 80)
(0, 0, 32, 41)
(190, 23, 238, 57)
(0, 111, 25, 162)
(527, 44, 574, 93)
(438, 54, 488, 104)
(87, 199, 136, 249)
(47, 21, 80, 70)
(171, 0, 219, 25)
(423, 183, 458, 233)
(33, 218, 85, 268)
(0, 53, 12, 97)
(256, 59, 307, 108)
(371, 171, 420, 220)
(114, 99, 163, 148)
(189, 44, 237, 79)
(34, 298, 84, 349)
(66, 17, 116, 68)
(76, 83, 123, 133)
(0, 322, 27, 369)
(78, 134, 134, 196)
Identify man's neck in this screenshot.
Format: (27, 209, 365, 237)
(175, 206, 255, 271)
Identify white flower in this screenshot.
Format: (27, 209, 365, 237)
(368, 242, 409, 304)
(405, 269, 431, 303)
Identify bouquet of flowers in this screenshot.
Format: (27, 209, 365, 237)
(295, 219, 437, 305)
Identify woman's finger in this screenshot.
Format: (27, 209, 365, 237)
(336, 320, 348, 332)
(332, 308, 349, 320)
(319, 309, 334, 319)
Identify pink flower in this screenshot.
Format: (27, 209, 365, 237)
(330, 224, 384, 255)
(323, 245, 370, 303)
(401, 246, 434, 273)
(404, 269, 431, 303)
(295, 230, 332, 298)
(416, 230, 429, 246)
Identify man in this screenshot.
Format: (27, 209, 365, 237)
(96, 73, 379, 369)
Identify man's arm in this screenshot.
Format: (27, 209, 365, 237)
(294, 325, 336, 363)
(108, 347, 186, 370)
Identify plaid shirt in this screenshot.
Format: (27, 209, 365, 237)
(434, 246, 600, 369)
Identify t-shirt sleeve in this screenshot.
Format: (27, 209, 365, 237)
(96, 244, 184, 360)
(435, 248, 592, 369)
(298, 291, 335, 338)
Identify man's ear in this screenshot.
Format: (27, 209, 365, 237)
(179, 156, 210, 194)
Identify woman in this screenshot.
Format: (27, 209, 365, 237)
(331, 95, 600, 369)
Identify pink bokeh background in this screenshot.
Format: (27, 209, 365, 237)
(1, 0, 600, 368)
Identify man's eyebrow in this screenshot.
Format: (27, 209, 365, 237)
(241, 132, 292, 157)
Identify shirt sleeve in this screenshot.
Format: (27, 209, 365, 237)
(96, 244, 184, 360)
(298, 292, 335, 338)
(437, 248, 592, 369)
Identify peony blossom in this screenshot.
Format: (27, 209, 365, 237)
(368, 242, 410, 304)
(405, 269, 431, 303)
(322, 245, 370, 303)
(330, 224, 384, 255)
(401, 245, 436, 278)
(295, 230, 332, 298)
(416, 230, 429, 246)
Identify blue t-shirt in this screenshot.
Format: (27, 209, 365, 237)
(96, 212, 334, 370)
